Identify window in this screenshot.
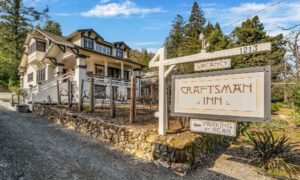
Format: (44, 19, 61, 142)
(124, 70, 130, 80)
(95, 43, 111, 55)
(84, 37, 93, 49)
(28, 73, 33, 82)
(108, 67, 121, 79)
(116, 48, 123, 58)
(94, 84, 106, 99)
(36, 41, 46, 52)
(37, 68, 46, 83)
(95, 64, 105, 77)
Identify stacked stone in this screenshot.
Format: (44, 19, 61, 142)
(32, 104, 226, 176)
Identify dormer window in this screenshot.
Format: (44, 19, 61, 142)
(116, 48, 123, 58)
(28, 40, 46, 54)
(84, 37, 93, 49)
(36, 41, 46, 52)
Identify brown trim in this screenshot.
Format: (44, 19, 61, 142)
(57, 44, 66, 53)
(77, 65, 87, 69)
(56, 63, 64, 66)
(78, 54, 89, 58)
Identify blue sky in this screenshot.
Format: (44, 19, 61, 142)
(24, 0, 300, 52)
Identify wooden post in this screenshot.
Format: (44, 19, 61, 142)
(11, 95, 14, 106)
(57, 80, 61, 105)
(67, 79, 71, 108)
(129, 76, 136, 123)
(110, 77, 115, 118)
(79, 79, 84, 111)
(17, 93, 20, 105)
(90, 77, 95, 112)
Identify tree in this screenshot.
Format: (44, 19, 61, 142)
(41, 19, 62, 35)
(177, 1, 206, 73)
(286, 30, 300, 79)
(206, 23, 230, 51)
(179, 1, 206, 56)
(231, 16, 286, 80)
(0, 0, 48, 82)
(129, 49, 154, 73)
(165, 15, 185, 59)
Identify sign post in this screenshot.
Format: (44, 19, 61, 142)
(149, 42, 272, 135)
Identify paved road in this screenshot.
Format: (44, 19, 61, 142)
(0, 108, 234, 180)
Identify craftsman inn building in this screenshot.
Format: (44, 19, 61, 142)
(19, 28, 143, 104)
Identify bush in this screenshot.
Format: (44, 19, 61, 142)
(272, 86, 284, 102)
(245, 129, 299, 177)
(271, 102, 285, 114)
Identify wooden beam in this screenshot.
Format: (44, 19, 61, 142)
(150, 42, 271, 67)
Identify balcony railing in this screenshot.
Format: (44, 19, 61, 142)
(93, 75, 130, 87)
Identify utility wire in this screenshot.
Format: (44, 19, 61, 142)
(222, 0, 288, 29)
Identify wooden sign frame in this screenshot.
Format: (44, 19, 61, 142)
(171, 66, 271, 122)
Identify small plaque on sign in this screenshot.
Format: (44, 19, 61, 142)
(194, 59, 231, 71)
(190, 119, 237, 137)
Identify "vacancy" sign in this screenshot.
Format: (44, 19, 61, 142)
(194, 59, 231, 71)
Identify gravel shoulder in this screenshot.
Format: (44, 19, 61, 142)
(0, 108, 275, 180)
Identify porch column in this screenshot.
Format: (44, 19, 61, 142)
(45, 64, 54, 81)
(104, 61, 108, 76)
(75, 57, 87, 102)
(55, 64, 63, 76)
(121, 62, 124, 79)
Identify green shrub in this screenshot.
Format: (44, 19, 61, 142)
(245, 129, 299, 177)
(271, 102, 285, 114)
(195, 134, 231, 154)
(272, 86, 284, 102)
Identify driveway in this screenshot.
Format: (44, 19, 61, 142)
(0, 108, 272, 180)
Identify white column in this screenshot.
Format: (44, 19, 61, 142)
(55, 65, 63, 76)
(45, 64, 54, 81)
(158, 47, 168, 135)
(75, 57, 87, 102)
(121, 62, 124, 79)
(104, 61, 108, 76)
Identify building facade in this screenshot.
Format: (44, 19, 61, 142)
(19, 28, 143, 104)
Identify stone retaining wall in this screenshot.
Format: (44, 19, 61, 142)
(32, 104, 229, 176)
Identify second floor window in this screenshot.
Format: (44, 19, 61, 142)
(36, 41, 46, 52)
(28, 41, 46, 54)
(116, 48, 123, 58)
(95, 43, 111, 55)
(84, 37, 93, 49)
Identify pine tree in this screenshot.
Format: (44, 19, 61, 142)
(42, 19, 62, 35)
(0, 0, 48, 82)
(231, 16, 286, 79)
(179, 1, 206, 56)
(165, 15, 185, 58)
(207, 23, 230, 51)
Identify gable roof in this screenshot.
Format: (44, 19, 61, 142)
(36, 29, 74, 47)
(113, 41, 131, 50)
(66, 29, 104, 41)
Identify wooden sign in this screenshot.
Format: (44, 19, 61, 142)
(190, 119, 237, 137)
(171, 66, 271, 122)
(194, 59, 231, 71)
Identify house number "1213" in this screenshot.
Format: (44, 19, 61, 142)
(240, 45, 258, 54)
